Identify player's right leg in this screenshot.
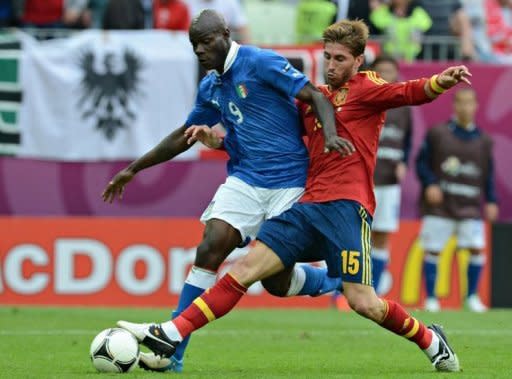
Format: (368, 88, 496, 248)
(342, 282, 461, 372)
(419, 216, 455, 312)
(314, 200, 460, 372)
(121, 218, 242, 371)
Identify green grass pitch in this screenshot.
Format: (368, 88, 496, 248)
(1, 306, 511, 378)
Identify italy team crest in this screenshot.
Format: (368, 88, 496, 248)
(236, 84, 248, 99)
(333, 88, 348, 106)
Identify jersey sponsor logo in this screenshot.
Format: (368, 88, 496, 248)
(377, 147, 404, 161)
(211, 99, 220, 108)
(379, 124, 404, 141)
(440, 180, 481, 198)
(333, 88, 348, 106)
(236, 84, 248, 99)
(441, 156, 481, 178)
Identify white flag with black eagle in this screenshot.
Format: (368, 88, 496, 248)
(17, 30, 198, 161)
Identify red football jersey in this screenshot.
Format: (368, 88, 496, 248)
(298, 71, 431, 215)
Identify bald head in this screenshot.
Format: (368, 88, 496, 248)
(190, 9, 228, 36)
(188, 9, 232, 73)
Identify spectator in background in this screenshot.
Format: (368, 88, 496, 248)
(485, 0, 512, 63)
(0, 0, 15, 26)
(370, 56, 413, 294)
(416, 88, 498, 313)
(153, 0, 190, 31)
(20, 0, 90, 29)
(418, 0, 476, 60)
(102, 0, 144, 30)
(88, 0, 107, 29)
(335, 0, 380, 35)
(296, 0, 337, 44)
(461, 0, 494, 61)
(370, 0, 432, 61)
(185, 0, 249, 42)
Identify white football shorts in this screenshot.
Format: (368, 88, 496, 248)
(372, 184, 401, 233)
(420, 215, 485, 252)
(200, 176, 304, 241)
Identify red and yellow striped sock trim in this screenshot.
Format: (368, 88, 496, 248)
(193, 297, 216, 322)
(402, 317, 420, 339)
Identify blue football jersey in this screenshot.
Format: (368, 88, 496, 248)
(185, 43, 309, 189)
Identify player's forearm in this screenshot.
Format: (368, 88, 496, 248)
(310, 90, 338, 140)
(127, 125, 191, 174)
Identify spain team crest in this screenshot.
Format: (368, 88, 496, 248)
(333, 88, 348, 106)
(236, 83, 248, 99)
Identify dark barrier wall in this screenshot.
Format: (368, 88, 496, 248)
(491, 223, 512, 308)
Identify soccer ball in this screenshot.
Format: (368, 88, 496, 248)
(89, 328, 140, 373)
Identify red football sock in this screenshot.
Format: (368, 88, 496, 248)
(173, 273, 247, 338)
(379, 299, 433, 349)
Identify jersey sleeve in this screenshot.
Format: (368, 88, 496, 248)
(255, 49, 309, 98)
(185, 78, 221, 128)
(359, 71, 432, 110)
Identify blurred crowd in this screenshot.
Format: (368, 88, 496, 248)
(0, 0, 511, 63)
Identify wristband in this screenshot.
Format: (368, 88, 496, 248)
(429, 75, 446, 94)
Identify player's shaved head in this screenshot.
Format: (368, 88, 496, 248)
(188, 9, 232, 73)
(190, 9, 228, 37)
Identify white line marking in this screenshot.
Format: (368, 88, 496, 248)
(0, 329, 510, 336)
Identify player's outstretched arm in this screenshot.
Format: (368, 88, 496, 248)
(424, 65, 472, 99)
(102, 125, 192, 203)
(184, 125, 224, 149)
(296, 82, 355, 156)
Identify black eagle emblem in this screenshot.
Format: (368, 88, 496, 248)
(77, 49, 144, 140)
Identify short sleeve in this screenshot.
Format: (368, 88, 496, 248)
(185, 78, 221, 128)
(255, 50, 309, 98)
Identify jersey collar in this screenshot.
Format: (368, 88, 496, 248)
(214, 41, 240, 76)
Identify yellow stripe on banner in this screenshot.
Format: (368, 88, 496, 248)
(193, 297, 216, 322)
(404, 318, 420, 339)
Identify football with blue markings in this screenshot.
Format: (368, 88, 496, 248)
(89, 328, 139, 373)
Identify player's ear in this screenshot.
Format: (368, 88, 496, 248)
(355, 54, 365, 69)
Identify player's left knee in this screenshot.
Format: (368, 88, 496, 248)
(261, 278, 288, 297)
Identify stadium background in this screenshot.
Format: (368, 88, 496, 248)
(1, 0, 512, 312)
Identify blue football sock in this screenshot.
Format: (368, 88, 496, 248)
(172, 282, 205, 361)
(423, 255, 439, 298)
(171, 267, 216, 362)
(467, 254, 485, 297)
(371, 248, 389, 292)
(297, 265, 341, 296)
